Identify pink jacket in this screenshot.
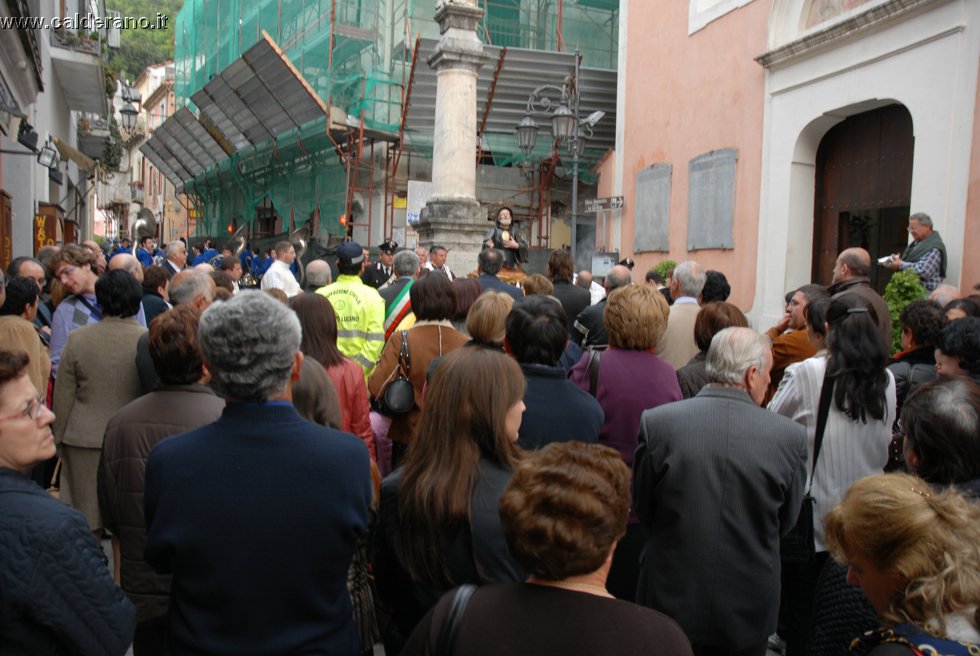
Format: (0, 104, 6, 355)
(325, 357, 376, 461)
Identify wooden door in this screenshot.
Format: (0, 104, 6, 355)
(812, 104, 914, 294)
(0, 191, 11, 271)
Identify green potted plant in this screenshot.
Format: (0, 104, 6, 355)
(883, 268, 926, 356)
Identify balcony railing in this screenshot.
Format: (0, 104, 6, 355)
(78, 113, 110, 136)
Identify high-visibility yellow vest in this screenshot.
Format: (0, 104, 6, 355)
(316, 274, 385, 377)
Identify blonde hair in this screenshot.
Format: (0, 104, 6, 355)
(521, 273, 554, 297)
(824, 473, 980, 635)
(466, 291, 515, 347)
(604, 284, 669, 350)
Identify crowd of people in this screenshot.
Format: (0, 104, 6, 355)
(1, 213, 979, 656)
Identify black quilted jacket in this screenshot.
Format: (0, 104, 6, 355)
(0, 468, 136, 655)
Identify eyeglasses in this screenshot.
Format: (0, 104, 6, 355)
(55, 266, 77, 281)
(0, 396, 46, 423)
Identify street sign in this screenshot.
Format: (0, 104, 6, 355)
(584, 196, 625, 212)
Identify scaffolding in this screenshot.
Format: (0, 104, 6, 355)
(171, 0, 618, 244)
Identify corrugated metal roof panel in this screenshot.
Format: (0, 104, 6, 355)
(406, 38, 616, 154)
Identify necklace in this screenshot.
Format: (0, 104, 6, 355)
(527, 577, 614, 599)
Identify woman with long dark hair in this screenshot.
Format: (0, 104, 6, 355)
(375, 346, 525, 652)
(769, 294, 897, 656)
(291, 293, 375, 461)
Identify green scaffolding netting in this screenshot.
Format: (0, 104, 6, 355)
(173, 0, 618, 233)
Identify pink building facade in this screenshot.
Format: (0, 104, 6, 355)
(603, 0, 980, 324)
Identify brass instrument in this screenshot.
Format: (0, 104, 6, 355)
(228, 223, 258, 287)
(131, 207, 157, 257)
(290, 222, 311, 286)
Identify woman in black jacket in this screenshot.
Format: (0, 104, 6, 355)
(0, 349, 135, 655)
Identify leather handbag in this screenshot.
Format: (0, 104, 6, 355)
(377, 331, 414, 416)
(781, 369, 835, 564)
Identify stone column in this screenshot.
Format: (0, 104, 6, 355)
(416, 0, 487, 278)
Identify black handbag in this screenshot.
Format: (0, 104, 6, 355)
(781, 368, 835, 564)
(376, 331, 415, 416)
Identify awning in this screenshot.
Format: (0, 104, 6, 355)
(142, 30, 329, 190)
(52, 136, 97, 172)
(190, 30, 328, 150)
(406, 38, 617, 155)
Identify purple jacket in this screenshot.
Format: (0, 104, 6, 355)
(569, 348, 682, 468)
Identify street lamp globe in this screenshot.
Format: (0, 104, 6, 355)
(551, 102, 576, 143)
(120, 101, 138, 131)
(516, 115, 539, 156)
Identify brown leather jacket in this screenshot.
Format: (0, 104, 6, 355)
(367, 322, 469, 444)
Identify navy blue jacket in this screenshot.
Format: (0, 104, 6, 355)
(517, 363, 604, 450)
(0, 468, 136, 655)
(477, 274, 522, 301)
(144, 403, 372, 655)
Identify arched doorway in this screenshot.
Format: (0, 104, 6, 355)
(811, 104, 914, 294)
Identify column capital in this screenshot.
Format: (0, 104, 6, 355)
(434, 2, 484, 34)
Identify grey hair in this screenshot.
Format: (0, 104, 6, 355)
(674, 260, 707, 298)
(198, 290, 301, 402)
(604, 265, 633, 292)
(165, 240, 185, 258)
(305, 259, 331, 287)
(110, 253, 140, 274)
(393, 250, 420, 276)
(909, 212, 932, 228)
(706, 327, 771, 385)
(170, 270, 214, 306)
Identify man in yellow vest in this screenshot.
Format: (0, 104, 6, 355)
(316, 242, 385, 377)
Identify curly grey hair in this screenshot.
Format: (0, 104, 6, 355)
(198, 290, 302, 402)
(706, 327, 771, 386)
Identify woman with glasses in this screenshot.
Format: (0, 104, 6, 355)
(0, 348, 136, 653)
(48, 244, 101, 378)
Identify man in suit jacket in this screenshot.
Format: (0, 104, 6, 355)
(828, 247, 891, 351)
(571, 265, 632, 349)
(655, 260, 705, 369)
(546, 249, 590, 331)
(633, 327, 807, 655)
(162, 240, 187, 279)
(476, 248, 522, 302)
(144, 291, 372, 655)
(380, 250, 420, 340)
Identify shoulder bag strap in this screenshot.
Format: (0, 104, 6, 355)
(398, 330, 410, 376)
(586, 349, 602, 397)
(73, 295, 103, 321)
(812, 367, 836, 481)
(436, 584, 477, 656)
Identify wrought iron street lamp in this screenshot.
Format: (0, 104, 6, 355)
(119, 101, 138, 131)
(514, 50, 603, 268)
